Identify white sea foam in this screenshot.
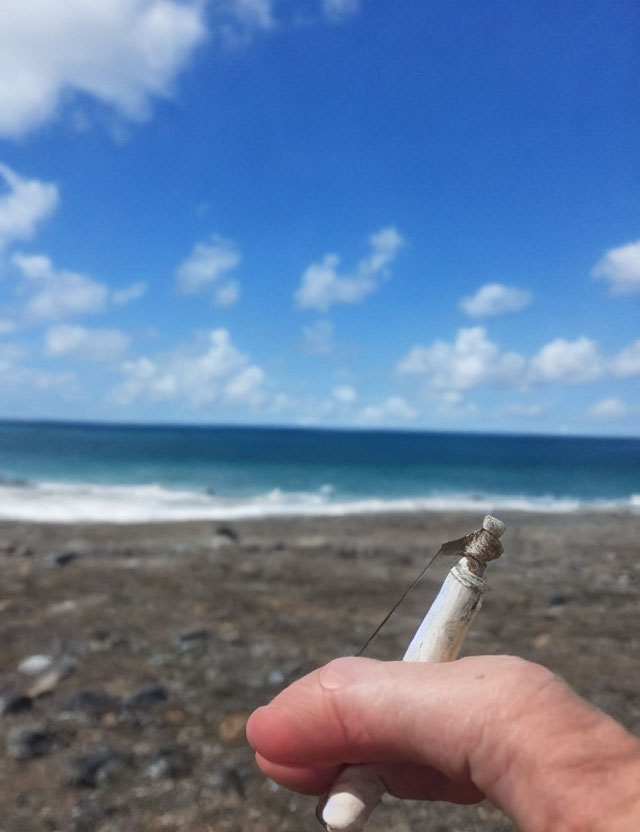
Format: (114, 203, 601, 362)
(0, 479, 637, 523)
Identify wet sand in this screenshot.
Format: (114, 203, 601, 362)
(1, 510, 639, 831)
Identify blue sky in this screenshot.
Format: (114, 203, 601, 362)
(0, 0, 639, 436)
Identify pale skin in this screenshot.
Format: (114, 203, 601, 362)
(246, 656, 640, 832)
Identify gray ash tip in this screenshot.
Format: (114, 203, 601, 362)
(482, 515, 505, 538)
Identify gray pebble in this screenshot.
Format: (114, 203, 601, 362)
(6, 725, 57, 759)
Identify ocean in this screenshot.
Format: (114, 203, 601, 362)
(0, 420, 638, 523)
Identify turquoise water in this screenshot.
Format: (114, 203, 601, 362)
(0, 420, 638, 522)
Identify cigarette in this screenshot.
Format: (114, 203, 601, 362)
(318, 514, 505, 832)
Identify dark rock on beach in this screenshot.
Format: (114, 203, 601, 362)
(122, 683, 169, 709)
(6, 724, 63, 760)
(0, 511, 639, 831)
(69, 748, 129, 788)
(1, 693, 34, 716)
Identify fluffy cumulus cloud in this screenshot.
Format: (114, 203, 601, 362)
(592, 241, 640, 295)
(0, 0, 207, 138)
(176, 234, 241, 307)
(587, 396, 629, 422)
(295, 226, 404, 312)
(0, 164, 59, 250)
(611, 339, 640, 378)
(359, 396, 417, 424)
(11, 252, 109, 322)
(397, 327, 525, 390)
(45, 324, 130, 362)
(214, 280, 240, 308)
(459, 283, 532, 318)
(0, 342, 75, 393)
(323, 0, 360, 21)
(112, 281, 147, 305)
(8, 252, 144, 325)
(114, 328, 265, 408)
(332, 384, 357, 404)
(217, 0, 274, 33)
(528, 337, 606, 384)
(397, 326, 640, 402)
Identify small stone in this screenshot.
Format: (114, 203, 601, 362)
(1, 693, 33, 716)
(532, 633, 551, 649)
(101, 712, 118, 728)
(215, 524, 238, 542)
(27, 657, 77, 698)
(146, 747, 191, 780)
(266, 670, 286, 686)
(123, 683, 168, 709)
(18, 654, 54, 675)
(218, 712, 250, 745)
(48, 600, 78, 615)
(209, 764, 247, 797)
(6, 725, 57, 759)
(176, 629, 210, 652)
(69, 748, 128, 788)
(44, 551, 79, 568)
(165, 709, 186, 726)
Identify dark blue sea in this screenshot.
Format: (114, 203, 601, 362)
(0, 420, 638, 522)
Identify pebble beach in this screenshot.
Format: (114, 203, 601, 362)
(1, 510, 639, 831)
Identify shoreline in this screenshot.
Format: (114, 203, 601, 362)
(0, 494, 638, 525)
(1, 510, 639, 831)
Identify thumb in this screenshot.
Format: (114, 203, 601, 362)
(246, 655, 552, 801)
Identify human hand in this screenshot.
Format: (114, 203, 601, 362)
(247, 655, 640, 831)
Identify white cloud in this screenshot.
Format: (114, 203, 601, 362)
(176, 234, 241, 294)
(11, 252, 109, 322)
(214, 280, 240, 308)
(440, 390, 465, 407)
(611, 339, 640, 378)
(112, 281, 147, 305)
(460, 283, 532, 318)
(0, 319, 16, 335)
(359, 396, 418, 424)
(0, 164, 59, 250)
(218, 0, 274, 32)
(0, 1, 207, 138)
(302, 319, 334, 355)
(592, 241, 640, 295)
(295, 226, 404, 312)
(397, 327, 525, 390)
(45, 324, 130, 362)
(0, 343, 75, 392)
(587, 397, 629, 422)
(324, 0, 360, 21)
(224, 365, 265, 406)
(397, 328, 640, 396)
(333, 384, 357, 404)
(528, 337, 606, 384)
(114, 328, 266, 408)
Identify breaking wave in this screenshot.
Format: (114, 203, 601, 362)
(0, 479, 638, 523)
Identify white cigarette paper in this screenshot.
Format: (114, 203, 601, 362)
(319, 514, 505, 832)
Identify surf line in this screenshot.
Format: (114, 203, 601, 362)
(317, 514, 505, 832)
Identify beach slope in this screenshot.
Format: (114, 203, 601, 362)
(1, 511, 639, 831)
